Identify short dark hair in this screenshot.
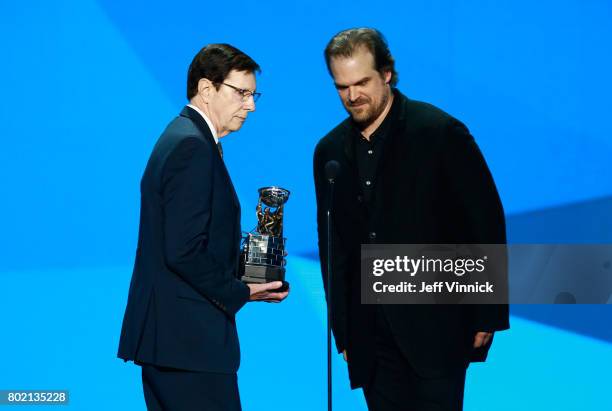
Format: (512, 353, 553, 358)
(324, 28, 398, 87)
(186, 44, 261, 100)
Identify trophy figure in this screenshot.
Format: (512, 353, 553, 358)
(240, 187, 290, 286)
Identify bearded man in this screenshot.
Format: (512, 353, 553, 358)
(313, 28, 509, 411)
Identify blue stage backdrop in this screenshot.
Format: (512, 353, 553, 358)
(1, 1, 611, 410)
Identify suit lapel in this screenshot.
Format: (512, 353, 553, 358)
(180, 106, 240, 210)
(340, 121, 356, 166)
(378, 93, 418, 208)
(337, 121, 363, 199)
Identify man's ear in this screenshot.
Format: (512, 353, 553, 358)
(383, 70, 392, 85)
(198, 78, 214, 102)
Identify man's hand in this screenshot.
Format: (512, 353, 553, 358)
(247, 281, 289, 303)
(342, 350, 348, 362)
(473, 331, 493, 348)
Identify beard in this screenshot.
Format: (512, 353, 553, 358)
(344, 90, 390, 129)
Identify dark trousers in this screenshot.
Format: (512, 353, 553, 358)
(141, 364, 242, 411)
(363, 308, 467, 411)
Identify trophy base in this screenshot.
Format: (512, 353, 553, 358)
(240, 263, 285, 284)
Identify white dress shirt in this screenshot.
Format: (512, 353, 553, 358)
(187, 104, 219, 144)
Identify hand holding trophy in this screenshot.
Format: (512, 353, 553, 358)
(240, 187, 290, 293)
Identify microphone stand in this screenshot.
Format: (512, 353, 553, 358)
(326, 176, 335, 411)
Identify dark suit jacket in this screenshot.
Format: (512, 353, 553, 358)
(314, 90, 509, 388)
(118, 106, 250, 373)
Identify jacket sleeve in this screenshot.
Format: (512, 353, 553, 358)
(161, 137, 250, 317)
(442, 121, 510, 332)
(314, 142, 349, 353)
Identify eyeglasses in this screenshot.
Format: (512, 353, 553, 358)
(221, 82, 261, 103)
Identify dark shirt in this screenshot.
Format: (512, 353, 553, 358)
(352, 90, 400, 210)
(351, 91, 401, 322)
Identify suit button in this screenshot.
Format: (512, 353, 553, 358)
(369, 232, 377, 240)
(357, 195, 363, 203)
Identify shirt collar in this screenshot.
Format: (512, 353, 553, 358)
(187, 104, 219, 144)
(351, 89, 398, 143)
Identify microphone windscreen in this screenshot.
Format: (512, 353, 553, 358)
(324, 160, 340, 181)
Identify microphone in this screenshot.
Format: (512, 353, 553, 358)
(325, 160, 340, 183)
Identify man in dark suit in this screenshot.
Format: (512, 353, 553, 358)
(314, 28, 509, 410)
(118, 44, 288, 411)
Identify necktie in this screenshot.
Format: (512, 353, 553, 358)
(217, 142, 223, 158)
